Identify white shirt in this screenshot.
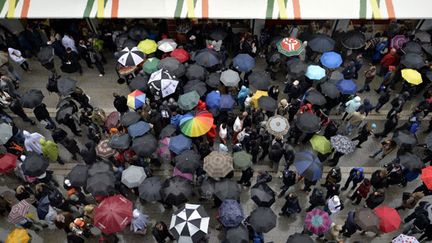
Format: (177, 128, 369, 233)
(8, 48, 25, 64)
(219, 125, 227, 139)
(61, 35, 77, 53)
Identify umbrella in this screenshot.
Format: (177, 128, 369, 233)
(158, 39, 177, 52)
(308, 34, 335, 53)
(393, 130, 417, 145)
(86, 172, 116, 196)
(415, 30, 431, 43)
(399, 153, 423, 171)
(179, 111, 214, 138)
(137, 39, 157, 54)
(286, 233, 314, 243)
(157, 137, 172, 163)
(391, 35, 409, 50)
(21, 89, 44, 108)
(233, 53, 256, 72)
(248, 207, 276, 233)
(127, 90, 146, 110)
(169, 203, 210, 243)
(267, 51, 282, 63)
(295, 113, 321, 133)
(183, 79, 207, 97)
(258, 96, 277, 112)
(66, 164, 88, 187)
(251, 182, 276, 207)
(55, 106, 74, 122)
(320, 82, 340, 99)
(214, 179, 241, 200)
(194, 48, 221, 67)
(158, 57, 185, 77)
(37, 45, 54, 64)
(219, 199, 244, 228)
(132, 134, 157, 157)
(336, 79, 357, 94)
(210, 30, 227, 40)
(249, 71, 271, 90)
(354, 208, 380, 232)
(330, 135, 356, 154)
(6, 228, 30, 243)
(143, 57, 160, 74)
(128, 75, 149, 92)
(139, 176, 163, 201)
(421, 166, 432, 189)
(305, 89, 326, 105)
(329, 71, 344, 83)
(400, 53, 426, 69)
(310, 135, 332, 154)
(204, 151, 234, 178)
(128, 26, 148, 41)
(121, 165, 147, 188)
(205, 91, 221, 110)
(286, 58, 308, 78)
(117, 47, 145, 67)
(0, 153, 17, 173)
(161, 176, 193, 206)
(305, 208, 331, 235)
(88, 161, 112, 176)
(422, 44, 432, 56)
(224, 224, 248, 243)
(0, 123, 12, 145)
(186, 64, 207, 81)
(36, 196, 50, 220)
(94, 195, 132, 234)
(96, 139, 116, 159)
(105, 111, 120, 130)
(220, 69, 240, 87)
(173, 166, 194, 181)
(392, 234, 419, 243)
(148, 69, 179, 98)
(128, 121, 151, 137)
(277, 37, 304, 57)
(169, 134, 192, 154)
(266, 115, 289, 137)
(220, 94, 235, 111)
(200, 177, 215, 199)
(57, 77, 77, 96)
(305, 65, 326, 80)
(108, 133, 131, 150)
(294, 151, 322, 181)
(402, 41, 423, 54)
(178, 91, 200, 111)
(320, 51, 343, 69)
(341, 31, 366, 49)
(121, 111, 141, 127)
(22, 153, 49, 177)
(233, 151, 252, 170)
(159, 124, 177, 139)
(175, 150, 201, 173)
(401, 69, 422, 85)
(8, 200, 30, 224)
(373, 206, 401, 233)
(206, 72, 221, 88)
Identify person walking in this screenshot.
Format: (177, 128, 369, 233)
(279, 193, 301, 217)
(352, 123, 374, 148)
(374, 89, 391, 113)
(359, 64, 376, 92)
(51, 128, 80, 160)
(278, 169, 297, 198)
(34, 103, 56, 130)
(374, 114, 399, 138)
(152, 221, 175, 243)
(40, 138, 64, 165)
(8, 47, 31, 72)
(305, 188, 326, 212)
(349, 179, 371, 205)
(237, 167, 253, 187)
(365, 189, 385, 209)
(379, 48, 399, 76)
(342, 96, 361, 121)
(342, 167, 364, 190)
(341, 211, 359, 238)
(395, 191, 424, 211)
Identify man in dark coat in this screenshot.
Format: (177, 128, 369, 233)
(365, 189, 385, 209)
(80, 142, 97, 165)
(152, 221, 174, 243)
(237, 167, 254, 187)
(52, 128, 80, 160)
(113, 93, 128, 114)
(269, 137, 284, 172)
(280, 193, 301, 217)
(9, 98, 35, 125)
(306, 188, 326, 211)
(278, 169, 297, 198)
(33, 103, 56, 129)
(403, 202, 431, 235)
(341, 211, 359, 237)
(60, 48, 82, 74)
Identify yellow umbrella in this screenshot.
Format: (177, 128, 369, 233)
(251, 90, 268, 108)
(401, 69, 422, 85)
(6, 228, 30, 243)
(137, 39, 157, 54)
(309, 135, 332, 154)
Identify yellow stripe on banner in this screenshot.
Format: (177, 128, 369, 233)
(186, 0, 195, 18)
(7, 0, 16, 18)
(369, 0, 381, 19)
(97, 0, 104, 18)
(277, 0, 287, 19)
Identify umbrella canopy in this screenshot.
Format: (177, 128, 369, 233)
(66, 164, 88, 187)
(308, 34, 335, 53)
(117, 47, 145, 67)
(214, 179, 241, 200)
(22, 153, 49, 177)
(171, 48, 190, 63)
(157, 137, 171, 163)
(305, 208, 331, 235)
(374, 206, 401, 233)
(286, 58, 308, 78)
(160, 124, 177, 139)
(96, 139, 116, 159)
(218, 94, 235, 111)
(108, 133, 131, 150)
(0, 122, 12, 145)
(161, 176, 193, 206)
(148, 69, 179, 98)
(37, 46, 54, 64)
(121, 165, 147, 188)
(143, 57, 160, 74)
(158, 39, 177, 52)
(277, 37, 304, 57)
(219, 199, 244, 228)
(354, 208, 380, 232)
(392, 234, 419, 243)
(329, 71, 344, 83)
(158, 57, 185, 77)
(295, 113, 321, 133)
(233, 53, 255, 72)
(399, 153, 423, 171)
(178, 91, 200, 111)
(194, 48, 221, 67)
(204, 151, 233, 178)
(421, 166, 432, 189)
(294, 151, 322, 181)
(224, 224, 248, 243)
(320, 51, 343, 69)
(320, 82, 340, 99)
(249, 71, 271, 91)
(401, 69, 422, 85)
(121, 111, 141, 127)
(173, 167, 194, 181)
(169, 134, 192, 155)
(415, 30, 431, 43)
(402, 41, 423, 54)
(393, 130, 417, 145)
(105, 111, 120, 130)
(258, 96, 277, 112)
(186, 64, 207, 81)
(391, 35, 409, 50)
(248, 207, 276, 233)
(251, 182, 276, 207)
(57, 77, 77, 96)
(266, 115, 289, 137)
(0, 153, 17, 173)
(220, 69, 240, 87)
(400, 53, 426, 69)
(128, 121, 151, 138)
(127, 90, 146, 110)
(170, 203, 210, 243)
(336, 79, 357, 94)
(128, 75, 150, 93)
(310, 135, 332, 154)
(137, 39, 157, 54)
(21, 89, 44, 108)
(330, 135, 356, 154)
(128, 26, 148, 41)
(179, 111, 214, 138)
(139, 176, 163, 201)
(210, 30, 227, 40)
(6, 228, 30, 243)
(94, 195, 133, 234)
(286, 233, 314, 243)
(175, 150, 201, 173)
(233, 151, 252, 170)
(423, 44, 432, 56)
(55, 106, 74, 122)
(86, 172, 116, 196)
(36, 196, 50, 220)
(200, 177, 215, 199)
(176, 22, 192, 33)
(183, 79, 207, 97)
(132, 134, 157, 157)
(305, 65, 326, 80)
(8, 200, 30, 224)
(341, 31, 366, 49)
(206, 72, 221, 88)
(88, 161, 112, 176)
(205, 91, 221, 110)
(305, 89, 326, 105)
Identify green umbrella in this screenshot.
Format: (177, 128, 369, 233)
(143, 57, 160, 74)
(233, 151, 252, 169)
(277, 37, 304, 57)
(178, 91, 200, 111)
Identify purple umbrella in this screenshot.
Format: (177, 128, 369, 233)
(220, 94, 235, 111)
(391, 35, 409, 50)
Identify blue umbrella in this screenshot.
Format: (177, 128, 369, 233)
(128, 121, 151, 137)
(205, 91, 221, 110)
(170, 114, 183, 127)
(37, 196, 50, 220)
(233, 54, 255, 72)
(320, 52, 343, 69)
(294, 151, 322, 181)
(219, 199, 245, 228)
(305, 65, 326, 80)
(194, 48, 221, 68)
(220, 94, 235, 111)
(336, 79, 357, 94)
(169, 134, 192, 155)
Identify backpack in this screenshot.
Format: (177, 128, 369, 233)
(46, 76, 58, 93)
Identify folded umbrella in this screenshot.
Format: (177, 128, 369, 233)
(8, 200, 31, 224)
(204, 151, 233, 178)
(139, 176, 163, 201)
(171, 48, 190, 63)
(401, 68, 422, 85)
(117, 47, 145, 67)
(66, 164, 88, 187)
(402, 41, 423, 54)
(320, 51, 343, 69)
(249, 71, 271, 91)
(258, 96, 277, 112)
(266, 115, 289, 137)
(391, 35, 409, 50)
(0, 123, 12, 145)
(57, 77, 77, 96)
(206, 72, 221, 88)
(330, 135, 356, 154)
(305, 89, 326, 105)
(224, 224, 248, 243)
(341, 31, 366, 49)
(219, 199, 244, 228)
(183, 79, 207, 97)
(421, 166, 432, 189)
(132, 134, 157, 157)
(248, 207, 276, 233)
(121, 111, 141, 127)
(178, 91, 200, 111)
(310, 135, 332, 154)
(22, 153, 49, 177)
(169, 134, 192, 154)
(286, 58, 308, 78)
(286, 233, 314, 243)
(295, 113, 321, 133)
(186, 64, 207, 81)
(0, 153, 17, 173)
(400, 53, 426, 69)
(128, 75, 149, 92)
(128, 121, 151, 137)
(373, 206, 401, 233)
(320, 82, 340, 99)
(179, 111, 214, 138)
(137, 39, 157, 54)
(233, 150, 252, 170)
(233, 53, 255, 72)
(220, 94, 235, 111)
(94, 195, 133, 234)
(194, 48, 221, 67)
(128, 26, 148, 41)
(96, 139, 116, 159)
(251, 182, 276, 207)
(21, 89, 44, 108)
(86, 172, 116, 196)
(220, 69, 240, 87)
(169, 203, 210, 243)
(294, 151, 322, 181)
(161, 176, 193, 206)
(158, 57, 185, 78)
(336, 79, 357, 94)
(304, 208, 331, 235)
(174, 150, 201, 173)
(354, 208, 380, 232)
(308, 34, 335, 53)
(214, 179, 241, 200)
(157, 39, 177, 53)
(121, 165, 147, 188)
(88, 161, 112, 177)
(143, 57, 160, 74)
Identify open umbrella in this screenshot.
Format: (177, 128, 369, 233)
(157, 137, 171, 163)
(204, 151, 233, 178)
(86, 172, 116, 196)
(127, 90, 146, 110)
(179, 111, 214, 138)
(320, 51, 343, 69)
(36, 196, 50, 220)
(117, 47, 145, 67)
(400, 53, 426, 69)
(286, 233, 314, 243)
(183, 79, 207, 97)
(158, 57, 185, 77)
(391, 35, 409, 50)
(354, 208, 379, 232)
(108, 133, 131, 150)
(128, 121, 151, 138)
(173, 166, 194, 181)
(105, 111, 120, 130)
(121, 165, 147, 188)
(225, 224, 248, 243)
(0, 153, 17, 173)
(8, 200, 30, 224)
(55, 106, 74, 122)
(320, 82, 340, 99)
(423, 44, 432, 56)
(210, 30, 227, 40)
(336, 79, 357, 94)
(194, 48, 221, 67)
(171, 48, 190, 63)
(200, 177, 215, 199)
(308, 34, 335, 53)
(169, 134, 192, 155)
(373, 206, 401, 233)
(205, 91, 221, 110)
(305, 89, 326, 105)
(330, 135, 356, 154)
(6, 228, 30, 243)
(341, 31, 366, 49)
(233, 53, 255, 72)
(162, 176, 193, 206)
(158, 39, 177, 52)
(0, 123, 12, 145)
(57, 77, 77, 96)
(214, 179, 241, 200)
(37, 46, 54, 64)
(251, 182, 276, 207)
(286, 58, 308, 78)
(139, 176, 163, 201)
(421, 166, 432, 189)
(186, 64, 207, 81)
(66, 164, 88, 187)
(415, 30, 431, 43)
(393, 130, 417, 145)
(128, 26, 148, 41)
(219, 199, 244, 228)
(295, 113, 321, 133)
(206, 72, 221, 88)
(310, 135, 332, 154)
(401, 69, 422, 85)
(88, 161, 112, 176)
(160, 124, 177, 139)
(178, 91, 200, 111)
(94, 195, 133, 234)
(170, 203, 209, 243)
(148, 69, 179, 98)
(402, 41, 423, 54)
(248, 207, 276, 233)
(96, 139, 116, 159)
(233, 151, 252, 170)
(266, 115, 289, 137)
(22, 153, 49, 177)
(277, 37, 304, 57)
(175, 150, 201, 173)
(304, 208, 331, 235)
(258, 96, 277, 112)
(305, 65, 326, 80)
(220, 69, 240, 87)
(249, 71, 271, 91)
(294, 151, 322, 181)
(143, 57, 160, 74)
(137, 39, 157, 54)
(329, 71, 344, 83)
(21, 89, 44, 108)
(176, 22, 192, 33)
(132, 134, 157, 157)
(392, 234, 419, 243)
(398, 153, 423, 171)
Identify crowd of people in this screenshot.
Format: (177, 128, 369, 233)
(0, 19, 432, 243)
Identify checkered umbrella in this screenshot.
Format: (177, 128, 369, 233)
(8, 200, 31, 224)
(170, 204, 210, 243)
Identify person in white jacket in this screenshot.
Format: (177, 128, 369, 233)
(61, 33, 78, 53)
(8, 47, 31, 72)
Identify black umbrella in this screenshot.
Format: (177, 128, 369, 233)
(295, 113, 321, 133)
(305, 89, 326, 105)
(210, 30, 227, 40)
(66, 164, 88, 187)
(249, 71, 271, 91)
(341, 31, 366, 49)
(139, 176, 163, 201)
(159, 124, 177, 139)
(57, 77, 77, 96)
(56, 97, 77, 110)
(186, 64, 207, 81)
(329, 71, 344, 83)
(399, 153, 423, 171)
(161, 176, 193, 206)
(214, 179, 241, 200)
(21, 89, 44, 108)
(267, 51, 282, 63)
(416, 31, 431, 43)
(206, 72, 221, 88)
(258, 96, 277, 112)
(308, 34, 335, 53)
(37, 46, 54, 64)
(121, 112, 141, 127)
(224, 224, 249, 243)
(320, 82, 340, 99)
(88, 161, 112, 177)
(117, 47, 145, 67)
(200, 177, 215, 199)
(175, 150, 201, 173)
(422, 44, 432, 56)
(194, 48, 221, 68)
(22, 153, 49, 177)
(286, 58, 308, 78)
(122, 39, 137, 49)
(128, 26, 148, 41)
(286, 233, 314, 243)
(248, 207, 277, 233)
(251, 183, 276, 207)
(55, 106, 74, 122)
(402, 41, 423, 54)
(393, 130, 417, 145)
(158, 57, 186, 78)
(128, 75, 149, 92)
(108, 133, 131, 150)
(132, 134, 157, 157)
(400, 53, 426, 69)
(86, 172, 115, 196)
(184, 79, 207, 97)
(426, 132, 432, 151)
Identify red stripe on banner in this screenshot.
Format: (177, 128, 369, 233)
(292, 0, 301, 19)
(202, 0, 208, 18)
(385, 0, 395, 19)
(21, 0, 30, 18)
(111, 0, 119, 18)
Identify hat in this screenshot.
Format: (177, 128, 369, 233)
(64, 179, 71, 187)
(280, 99, 288, 107)
(293, 80, 300, 86)
(133, 209, 140, 218)
(37, 172, 47, 179)
(371, 123, 377, 129)
(354, 96, 361, 102)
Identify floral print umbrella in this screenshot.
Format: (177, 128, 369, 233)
(304, 209, 331, 235)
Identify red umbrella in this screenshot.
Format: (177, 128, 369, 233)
(171, 48, 190, 63)
(421, 166, 432, 189)
(94, 195, 133, 234)
(373, 206, 401, 233)
(0, 153, 17, 173)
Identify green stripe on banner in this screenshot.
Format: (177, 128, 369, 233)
(266, 0, 275, 19)
(104, 0, 108, 7)
(0, 0, 7, 15)
(84, 0, 95, 17)
(359, 0, 367, 18)
(174, 0, 184, 18)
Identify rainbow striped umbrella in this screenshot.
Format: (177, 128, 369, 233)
(127, 90, 146, 110)
(180, 111, 214, 137)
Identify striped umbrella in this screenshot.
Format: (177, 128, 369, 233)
(117, 47, 145, 67)
(127, 90, 146, 110)
(8, 200, 31, 224)
(179, 111, 214, 137)
(204, 151, 233, 178)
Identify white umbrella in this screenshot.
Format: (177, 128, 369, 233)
(169, 203, 210, 243)
(148, 69, 179, 98)
(121, 165, 147, 188)
(117, 47, 145, 66)
(266, 115, 290, 137)
(220, 69, 240, 87)
(158, 39, 177, 53)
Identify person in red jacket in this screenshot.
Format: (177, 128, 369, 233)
(379, 48, 399, 76)
(349, 179, 371, 205)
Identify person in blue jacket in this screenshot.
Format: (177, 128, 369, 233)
(341, 167, 364, 191)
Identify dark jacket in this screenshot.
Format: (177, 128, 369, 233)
(113, 95, 128, 113)
(282, 195, 301, 214)
(371, 170, 387, 189)
(366, 192, 385, 209)
(33, 103, 51, 121)
(152, 221, 172, 243)
(404, 207, 430, 230)
(81, 142, 97, 164)
(269, 141, 284, 162)
(343, 211, 359, 233)
(309, 188, 325, 206)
